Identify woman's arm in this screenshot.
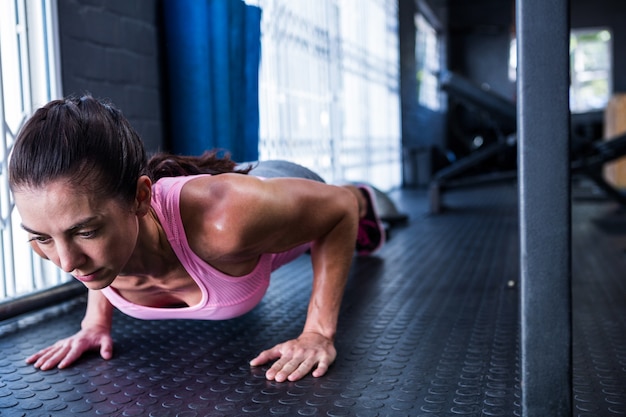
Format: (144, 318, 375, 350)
(26, 289, 114, 370)
(182, 174, 359, 381)
(82, 288, 115, 334)
(249, 183, 358, 381)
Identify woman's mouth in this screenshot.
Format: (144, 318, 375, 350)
(74, 269, 102, 282)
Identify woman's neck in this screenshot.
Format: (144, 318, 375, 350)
(119, 210, 178, 278)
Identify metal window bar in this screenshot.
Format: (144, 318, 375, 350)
(0, 0, 75, 317)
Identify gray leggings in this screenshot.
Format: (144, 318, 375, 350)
(245, 160, 325, 183)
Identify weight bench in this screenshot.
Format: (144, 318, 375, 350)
(431, 71, 626, 212)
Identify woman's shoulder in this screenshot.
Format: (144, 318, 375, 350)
(178, 173, 264, 204)
(153, 174, 212, 190)
(177, 174, 252, 223)
(177, 174, 265, 262)
(153, 174, 230, 206)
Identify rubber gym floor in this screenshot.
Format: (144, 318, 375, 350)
(0, 182, 624, 417)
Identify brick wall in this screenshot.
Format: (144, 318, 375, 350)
(57, 0, 164, 151)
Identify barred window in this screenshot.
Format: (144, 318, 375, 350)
(249, 0, 401, 190)
(0, 0, 65, 301)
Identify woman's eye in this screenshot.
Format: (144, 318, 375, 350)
(78, 230, 97, 238)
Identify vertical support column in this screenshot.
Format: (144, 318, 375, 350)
(517, 0, 572, 416)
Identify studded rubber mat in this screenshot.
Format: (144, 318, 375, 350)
(0, 184, 623, 416)
(572, 200, 626, 417)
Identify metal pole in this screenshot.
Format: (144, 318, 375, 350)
(517, 0, 572, 415)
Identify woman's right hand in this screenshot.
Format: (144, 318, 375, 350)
(25, 325, 113, 370)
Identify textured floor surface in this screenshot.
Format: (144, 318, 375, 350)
(0, 184, 623, 416)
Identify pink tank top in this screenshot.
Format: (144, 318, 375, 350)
(100, 175, 311, 320)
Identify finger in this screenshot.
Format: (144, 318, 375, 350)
(38, 344, 71, 370)
(99, 337, 114, 360)
(58, 342, 88, 369)
(250, 347, 281, 366)
(264, 356, 292, 381)
(268, 362, 289, 382)
(286, 358, 317, 382)
(311, 359, 330, 378)
(270, 356, 304, 382)
(32, 347, 60, 368)
(26, 346, 55, 364)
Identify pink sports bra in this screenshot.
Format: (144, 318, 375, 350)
(100, 175, 311, 320)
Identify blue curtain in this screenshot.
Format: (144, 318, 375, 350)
(163, 0, 261, 162)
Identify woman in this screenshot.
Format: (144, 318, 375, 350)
(9, 95, 385, 383)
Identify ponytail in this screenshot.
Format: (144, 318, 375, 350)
(147, 150, 253, 182)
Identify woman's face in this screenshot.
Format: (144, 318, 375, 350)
(13, 180, 141, 290)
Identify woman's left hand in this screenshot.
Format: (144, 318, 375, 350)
(250, 332, 336, 382)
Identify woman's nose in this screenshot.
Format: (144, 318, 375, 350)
(56, 242, 85, 273)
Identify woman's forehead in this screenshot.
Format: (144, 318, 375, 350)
(14, 180, 95, 205)
(13, 181, 114, 231)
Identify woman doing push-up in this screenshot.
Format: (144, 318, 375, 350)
(8, 95, 385, 382)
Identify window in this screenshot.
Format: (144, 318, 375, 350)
(415, 13, 441, 111)
(509, 27, 612, 113)
(0, 0, 65, 300)
(508, 36, 517, 82)
(570, 28, 612, 114)
(249, 0, 401, 191)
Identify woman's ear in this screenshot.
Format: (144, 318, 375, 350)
(135, 175, 152, 216)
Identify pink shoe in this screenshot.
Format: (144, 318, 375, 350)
(355, 185, 385, 256)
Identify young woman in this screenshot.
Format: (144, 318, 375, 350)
(9, 95, 385, 383)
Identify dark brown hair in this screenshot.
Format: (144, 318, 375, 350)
(147, 151, 251, 182)
(9, 95, 250, 204)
